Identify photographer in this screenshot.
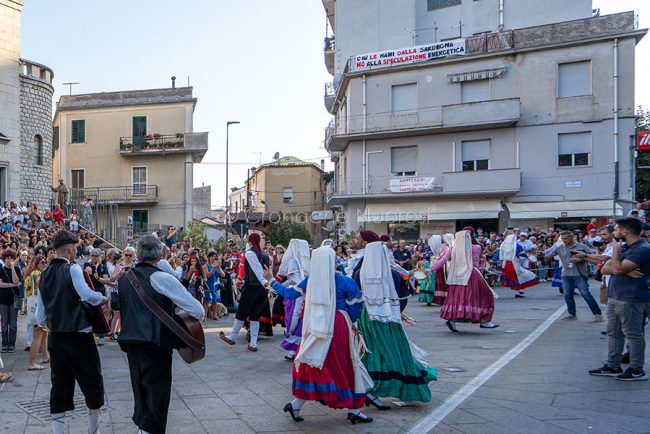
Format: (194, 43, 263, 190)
(545, 231, 602, 321)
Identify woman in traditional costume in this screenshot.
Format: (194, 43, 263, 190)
(276, 239, 311, 361)
(432, 234, 454, 306)
(354, 242, 437, 406)
(492, 234, 539, 298)
(430, 231, 499, 332)
(264, 247, 374, 424)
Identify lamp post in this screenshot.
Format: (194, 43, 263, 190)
(225, 121, 240, 242)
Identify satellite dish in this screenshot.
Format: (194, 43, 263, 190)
(273, 152, 280, 160)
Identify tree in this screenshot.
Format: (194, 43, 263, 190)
(635, 106, 650, 201)
(185, 220, 210, 250)
(267, 219, 311, 247)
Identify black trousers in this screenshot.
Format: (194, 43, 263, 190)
(123, 344, 173, 434)
(49, 332, 104, 414)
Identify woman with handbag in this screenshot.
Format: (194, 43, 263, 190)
(23, 256, 49, 370)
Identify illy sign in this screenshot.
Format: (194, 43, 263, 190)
(638, 130, 650, 151)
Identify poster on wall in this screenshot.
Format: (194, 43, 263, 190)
(351, 38, 466, 72)
(389, 177, 437, 193)
(420, 221, 456, 239)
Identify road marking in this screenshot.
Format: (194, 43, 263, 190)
(407, 304, 566, 434)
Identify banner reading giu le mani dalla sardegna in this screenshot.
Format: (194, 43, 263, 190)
(351, 38, 466, 72)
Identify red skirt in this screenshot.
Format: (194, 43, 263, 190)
(432, 268, 448, 305)
(292, 311, 366, 410)
(440, 270, 494, 323)
(501, 261, 539, 291)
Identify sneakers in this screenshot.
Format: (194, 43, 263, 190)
(97, 336, 105, 346)
(616, 368, 648, 381)
(589, 364, 623, 377)
(593, 314, 603, 322)
(562, 314, 577, 321)
(621, 352, 630, 364)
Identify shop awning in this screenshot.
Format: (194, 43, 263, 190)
(361, 199, 502, 222)
(506, 200, 623, 219)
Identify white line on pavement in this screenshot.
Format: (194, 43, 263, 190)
(407, 304, 567, 434)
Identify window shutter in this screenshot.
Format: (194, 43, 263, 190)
(558, 132, 590, 154)
(391, 83, 418, 114)
(462, 140, 490, 161)
(391, 146, 418, 174)
(558, 61, 590, 98)
(461, 80, 489, 103)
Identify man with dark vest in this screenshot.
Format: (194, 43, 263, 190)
(35, 230, 108, 434)
(117, 235, 204, 434)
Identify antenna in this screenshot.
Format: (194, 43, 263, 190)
(252, 152, 262, 164)
(273, 152, 280, 161)
(62, 82, 79, 95)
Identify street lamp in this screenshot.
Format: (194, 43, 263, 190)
(225, 121, 240, 242)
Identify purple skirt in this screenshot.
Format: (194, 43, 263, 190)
(281, 297, 303, 351)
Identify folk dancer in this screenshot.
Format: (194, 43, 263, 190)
(35, 231, 107, 434)
(429, 231, 499, 332)
(264, 247, 374, 424)
(117, 236, 204, 434)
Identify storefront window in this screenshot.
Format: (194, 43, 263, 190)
(388, 222, 420, 243)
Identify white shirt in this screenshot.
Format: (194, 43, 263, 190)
(244, 250, 268, 286)
(156, 258, 177, 278)
(36, 257, 105, 331)
(150, 271, 204, 320)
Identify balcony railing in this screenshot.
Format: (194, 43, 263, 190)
(324, 35, 335, 75)
(119, 134, 185, 151)
(67, 185, 159, 205)
(324, 82, 336, 113)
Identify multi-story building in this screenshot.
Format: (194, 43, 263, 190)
(52, 86, 208, 245)
(229, 156, 326, 240)
(322, 0, 646, 240)
(0, 0, 54, 209)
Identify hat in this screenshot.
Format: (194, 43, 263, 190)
(519, 232, 528, 237)
(529, 236, 537, 241)
(591, 236, 605, 244)
(360, 230, 379, 243)
(379, 234, 391, 242)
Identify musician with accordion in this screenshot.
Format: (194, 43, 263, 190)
(35, 230, 109, 434)
(117, 235, 204, 434)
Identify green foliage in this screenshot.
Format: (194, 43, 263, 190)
(267, 219, 311, 247)
(636, 106, 650, 201)
(186, 220, 210, 250)
(211, 237, 228, 252)
(343, 230, 357, 243)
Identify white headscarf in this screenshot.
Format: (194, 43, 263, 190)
(499, 234, 518, 261)
(442, 233, 455, 248)
(446, 231, 473, 286)
(360, 241, 402, 323)
(278, 239, 310, 281)
(428, 235, 442, 256)
(295, 246, 337, 370)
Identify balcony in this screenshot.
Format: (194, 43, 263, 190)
(327, 169, 520, 203)
(324, 82, 336, 114)
(324, 35, 335, 75)
(325, 98, 520, 152)
(68, 185, 159, 205)
(119, 132, 208, 162)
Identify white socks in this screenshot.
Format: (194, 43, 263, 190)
(138, 430, 150, 434)
(291, 398, 305, 412)
(228, 319, 245, 341)
(250, 321, 260, 347)
(51, 412, 65, 434)
(88, 408, 100, 434)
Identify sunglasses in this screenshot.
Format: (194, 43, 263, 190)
(124, 254, 133, 257)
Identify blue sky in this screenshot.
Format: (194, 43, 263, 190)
(20, 0, 649, 208)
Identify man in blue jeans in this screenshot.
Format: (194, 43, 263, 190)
(545, 231, 603, 321)
(590, 218, 650, 381)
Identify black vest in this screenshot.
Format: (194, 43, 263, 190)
(39, 258, 89, 333)
(117, 263, 181, 349)
(244, 252, 268, 288)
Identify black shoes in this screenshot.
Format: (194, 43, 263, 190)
(616, 368, 648, 381)
(365, 396, 391, 410)
(621, 352, 631, 365)
(283, 403, 304, 422)
(445, 320, 459, 333)
(589, 365, 623, 377)
(347, 412, 373, 424)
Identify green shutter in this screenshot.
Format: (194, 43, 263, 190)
(71, 120, 85, 143)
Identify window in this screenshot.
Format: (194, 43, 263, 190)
(391, 146, 418, 176)
(461, 80, 489, 103)
(52, 126, 59, 156)
(132, 210, 149, 235)
(282, 187, 294, 203)
(558, 61, 591, 98)
(33, 135, 43, 166)
(462, 140, 490, 171)
(391, 83, 418, 114)
(132, 116, 147, 146)
(132, 167, 147, 195)
(71, 120, 85, 143)
(558, 132, 590, 167)
(428, 0, 462, 11)
(71, 169, 84, 189)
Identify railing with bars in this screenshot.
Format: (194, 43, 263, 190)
(66, 185, 159, 204)
(119, 134, 185, 151)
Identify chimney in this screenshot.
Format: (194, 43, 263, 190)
(320, 159, 325, 171)
(171, 76, 176, 89)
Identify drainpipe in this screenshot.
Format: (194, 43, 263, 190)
(613, 38, 619, 219)
(452, 141, 456, 172)
(362, 74, 368, 194)
(516, 141, 520, 168)
(498, 0, 505, 31)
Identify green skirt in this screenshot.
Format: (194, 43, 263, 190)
(358, 308, 437, 402)
(417, 272, 435, 304)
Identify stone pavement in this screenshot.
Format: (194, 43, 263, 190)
(1, 281, 649, 434)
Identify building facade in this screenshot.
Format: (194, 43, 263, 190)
(322, 0, 645, 240)
(52, 86, 208, 245)
(0, 0, 54, 209)
(229, 156, 326, 240)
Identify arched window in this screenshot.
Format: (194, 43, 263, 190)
(34, 135, 43, 165)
